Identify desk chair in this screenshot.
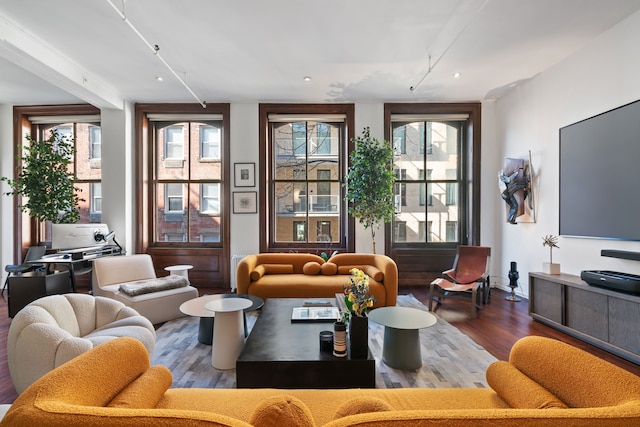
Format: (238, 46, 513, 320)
(2, 246, 47, 295)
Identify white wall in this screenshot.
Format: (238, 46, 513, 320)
(229, 103, 260, 258)
(354, 102, 385, 254)
(0, 104, 13, 277)
(100, 105, 135, 254)
(485, 10, 640, 297)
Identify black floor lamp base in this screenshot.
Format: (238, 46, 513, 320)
(505, 289, 522, 302)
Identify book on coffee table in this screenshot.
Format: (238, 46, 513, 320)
(291, 306, 340, 322)
(302, 299, 333, 307)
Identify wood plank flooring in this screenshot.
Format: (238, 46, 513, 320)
(0, 285, 638, 404)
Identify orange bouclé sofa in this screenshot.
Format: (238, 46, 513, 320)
(3, 336, 640, 426)
(236, 253, 398, 307)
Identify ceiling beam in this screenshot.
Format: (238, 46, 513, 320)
(0, 14, 123, 109)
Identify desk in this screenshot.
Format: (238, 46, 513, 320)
(34, 246, 122, 293)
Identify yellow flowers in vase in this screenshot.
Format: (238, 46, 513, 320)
(344, 268, 375, 318)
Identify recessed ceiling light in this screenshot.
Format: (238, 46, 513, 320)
(452, 72, 461, 79)
(303, 76, 311, 82)
(156, 76, 164, 82)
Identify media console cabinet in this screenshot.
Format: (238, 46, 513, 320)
(529, 272, 640, 365)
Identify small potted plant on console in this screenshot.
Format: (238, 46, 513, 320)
(542, 234, 560, 274)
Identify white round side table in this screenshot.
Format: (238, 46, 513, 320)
(204, 297, 253, 370)
(164, 264, 193, 279)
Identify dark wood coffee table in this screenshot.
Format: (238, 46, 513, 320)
(236, 298, 375, 388)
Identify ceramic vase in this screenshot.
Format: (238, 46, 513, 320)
(348, 314, 369, 359)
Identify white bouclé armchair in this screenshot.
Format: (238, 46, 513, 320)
(7, 293, 155, 394)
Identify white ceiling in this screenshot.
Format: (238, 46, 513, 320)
(1, 0, 640, 108)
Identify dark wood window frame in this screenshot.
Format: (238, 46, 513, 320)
(384, 102, 482, 286)
(11, 104, 100, 262)
(259, 103, 355, 254)
(135, 103, 231, 287)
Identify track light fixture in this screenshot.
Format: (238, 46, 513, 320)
(105, 0, 207, 108)
(409, 0, 489, 92)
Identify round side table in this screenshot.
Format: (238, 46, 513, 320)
(369, 306, 437, 370)
(198, 294, 264, 345)
(164, 264, 193, 279)
(204, 297, 253, 370)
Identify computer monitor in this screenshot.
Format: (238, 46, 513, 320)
(51, 223, 110, 250)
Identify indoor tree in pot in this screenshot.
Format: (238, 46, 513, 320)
(2, 130, 82, 224)
(344, 127, 395, 254)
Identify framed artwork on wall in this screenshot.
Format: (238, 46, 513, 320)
(233, 191, 257, 214)
(234, 162, 255, 187)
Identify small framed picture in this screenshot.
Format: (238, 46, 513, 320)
(233, 191, 257, 214)
(234, 163, 255, 187)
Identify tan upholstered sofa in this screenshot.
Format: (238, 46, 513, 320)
(7, 293, 155, 394)
(3, 335, 640, 426)
(92, 254, 199, 324)
(237, 253, 398, 307)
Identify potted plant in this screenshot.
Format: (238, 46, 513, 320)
(344, 127, 395, 254)
(542, 234, 560, 274)
(2, 130, 82, 223)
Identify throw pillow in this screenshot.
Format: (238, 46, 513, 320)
(333, 396, 393, 419)
(486, 361, 568, 409)
(337, 265, 360, 275)
(250, 265, 266, 281)
(250, 395, 315, 427)
(263, 264, 294, 274)
(363, 265, 384, 281)
(303, 261, 322, 275)
(320, 262, 337, 275)
(107, 366, 172, 408)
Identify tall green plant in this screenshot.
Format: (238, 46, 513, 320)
(344, 127, 395, 254)
(1, 130, 82, 223)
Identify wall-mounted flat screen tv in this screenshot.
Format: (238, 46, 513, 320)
(559, 99, 640, 240)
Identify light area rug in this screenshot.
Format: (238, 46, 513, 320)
(151, 294, 498, 389)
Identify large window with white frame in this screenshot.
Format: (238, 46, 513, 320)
(200, 125, 220, 160)
(164, 126, 185, 160)
(89, 125, 102, 160)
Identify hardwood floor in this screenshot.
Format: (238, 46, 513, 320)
(0, 284, 638, 404)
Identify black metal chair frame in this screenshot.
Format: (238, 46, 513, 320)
(2, 246, 47, 295)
